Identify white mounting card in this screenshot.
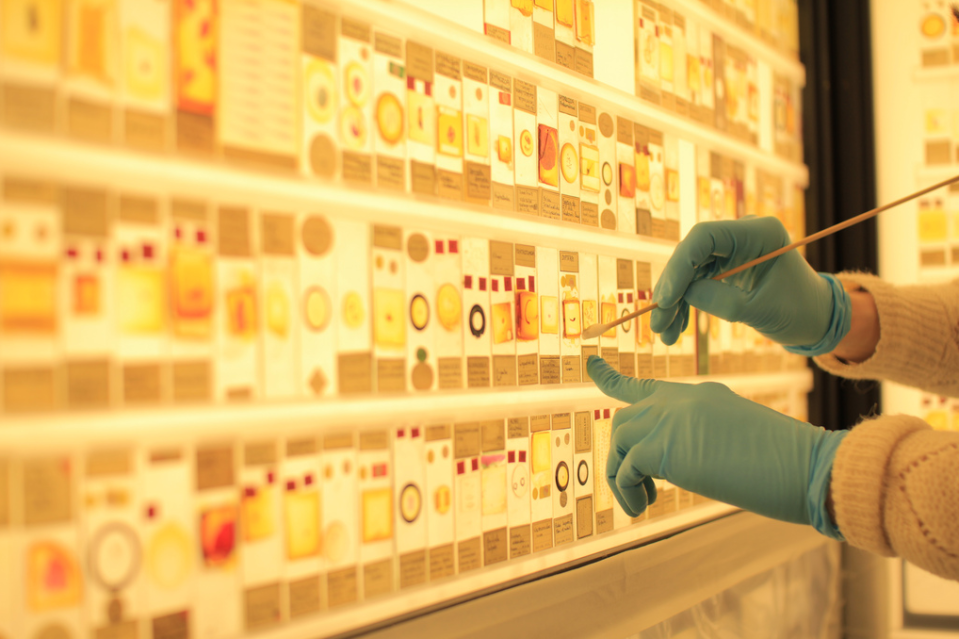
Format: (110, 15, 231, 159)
(115, 195, 167, 384)
(573, 410, 594, 541)
(483, 0, 510, 41)
(537, 247, 560, 384)
(529, 414, 553, 551)
(141, 447, 195, 631)
(463, 61, 491, 205)
(60, 188, 113, 364)
(514, 243, 538, 385)
(506, 416, 532, 559)
(405, 229, 438, 392)
(488, 70, 515, 210)
(259, 211, 299, 400)
(537, 86, 560, 223)
(300, 4, 340, 181)
(392, 424, 427, 589)
(558, 94, 581, 222)
(215, 206, 259, 402)
(592, 408, 615, 535)
(322, 433, 359, 609)
(338, 18, 375, 187)
(454, 422, 483, 573)
(279, 439, 324, 617)
(335, 219, 372, 395)
(489, 240, 516, 387)
(434, 51, 464, 201)
(462, 238, 492, 389)
(372, 29, 408, 192)
(509, 0, 534, 54)
(616, 116, 637, 235)
(239, 439, 284, 633)
(480, 419, 508, 566)
(424, 425, 455, 581)
(551, 413, 574, 546)
(559, 250, 582, 383)
(357, 430, 395, 598)
(617, 257, 636, 377)
(299, 212, 337, 398)
(372, 225, 408, 394)
(82, 450, 143, 631)
(578, 102, 600, 225)
(432, 235, 464, 390)
(0, 184, 60, 418)
(193, 444, 242, 638)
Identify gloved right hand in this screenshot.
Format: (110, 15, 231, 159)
(650, 217, 851, 356)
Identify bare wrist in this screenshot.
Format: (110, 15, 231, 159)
(830, 287, 880, 363)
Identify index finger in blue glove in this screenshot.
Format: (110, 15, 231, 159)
(652, 221, 736, 310)
(587, 356, 663, 404)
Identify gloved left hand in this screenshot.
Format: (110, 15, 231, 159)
(588, 356, 847, 539)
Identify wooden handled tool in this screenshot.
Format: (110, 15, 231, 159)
(581, 173, 959, 340)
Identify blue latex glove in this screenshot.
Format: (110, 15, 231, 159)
(588, 356, 847, 539)
(650, 217, 852, 356)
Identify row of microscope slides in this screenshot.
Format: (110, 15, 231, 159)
(0, 386, 802, 639)
(0, 159, 804, 413)
(0, 0, 803, 238)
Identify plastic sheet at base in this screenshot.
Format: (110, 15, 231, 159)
(631, 544, 842, 639)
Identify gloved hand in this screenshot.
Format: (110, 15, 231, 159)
(650, 217, 852, 357)
(587, 356, 847, 539)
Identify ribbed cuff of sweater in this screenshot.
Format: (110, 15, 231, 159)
(813, 273, 949, 384)
(832, 414, 930, 556)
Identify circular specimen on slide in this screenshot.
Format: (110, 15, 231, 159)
(650, 172, 665, 210)
(469, 304, 486, 338)
(434, 485, 452, 515)
(301, 215, 333, 256)
(344, 61, 371, 107)
(400, 483, 422, 523)
(436, 283, 462, 331)
(147, 523, 193, 590)
(511, 465, 528, 498)
(620, 308, 632, 333)
(520, 129, 534, 157)
(555, 461, 570, 492)
(410, 294, 430, 331)
(89, 522, 141, 591)
(340, 106, 368, 150)
(342, 291, 365, 329)
(577, 460, 589, 486)
(560, 143, 578, 183)
(309, 134, 337, 178)
(921, 13, 946, 38)
(411, 362, 434, 390)
(305, 60, 336, 124)
(376, 92, 404, 144)
(304, 287, 332, 332)
(602, 161, 613, 187)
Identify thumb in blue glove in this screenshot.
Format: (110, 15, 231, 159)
(587, 356, 846, 540)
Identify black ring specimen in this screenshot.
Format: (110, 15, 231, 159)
(556, 461, 570, 492)
(88, 521, 142, 592)
(469, 304, 486, 338)
(577, 460, 589, 486)
(410, 293, 430, 331)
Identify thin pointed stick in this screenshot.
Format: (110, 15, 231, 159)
(581, 173, 959, 340)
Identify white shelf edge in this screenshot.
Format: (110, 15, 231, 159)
(336, 0, 809, 187)
(0, 369, 813, 449)
(0, 131, 677, 260)
(251, 502, 741, 639)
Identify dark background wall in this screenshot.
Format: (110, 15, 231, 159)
(799, 0, 881, 431)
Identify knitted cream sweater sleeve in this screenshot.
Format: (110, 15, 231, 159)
(813, 273, 959, 579)
(832, 415, 959, 581)
(813, 273, 959, 396)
